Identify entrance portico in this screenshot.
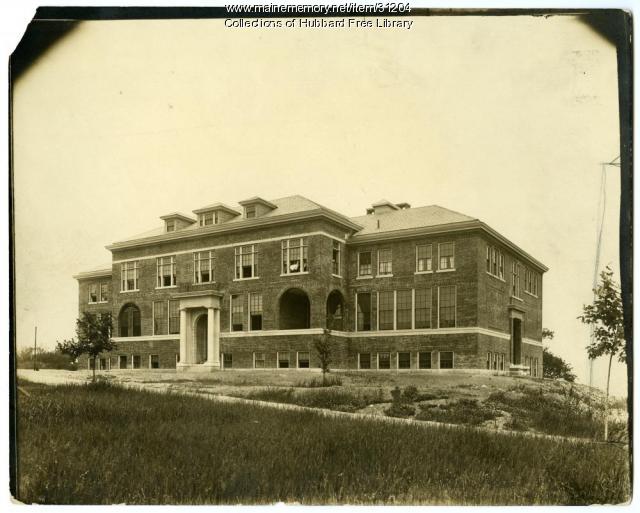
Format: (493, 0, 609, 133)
(175, 291, 223, 372)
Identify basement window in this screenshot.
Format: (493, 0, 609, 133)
(359, 353, 371, 369)
(378, 352, 391, 370)
(418, 352, 431, 369)
(223, 353, 232, 369)
(398, 352, 411, 369)
(297, 352, 310, 369)
(150, 354, 159, 369)
(132, 355, 141, 369)
(277, 352, 290, 369)
(439, 351, 454, 369)
(254, 352, 265, 369)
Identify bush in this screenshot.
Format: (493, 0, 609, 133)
(295, 375, 343, 388)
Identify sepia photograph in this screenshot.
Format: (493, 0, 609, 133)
(8, 4, 632, 507)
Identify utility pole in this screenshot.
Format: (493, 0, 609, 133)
(33, 326, 38, 371)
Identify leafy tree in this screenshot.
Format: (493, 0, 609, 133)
(542, 328, 555, 341)
(578, 266, 626, 441)
(314, 329, 332, 386)
(57, 312, 115, 381)
(17, 347, 77, 370)
(542, 348, 576, 382)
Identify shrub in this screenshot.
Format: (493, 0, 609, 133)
(295, 375, 343, 388)
(402, 386, 419, 403)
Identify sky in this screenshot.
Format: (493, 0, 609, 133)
(12, 14, 627, 395)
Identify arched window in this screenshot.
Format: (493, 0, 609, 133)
(279, 288, 311, 329)
(119, 304, 141, 337)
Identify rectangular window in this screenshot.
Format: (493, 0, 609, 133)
(223, 353, 232, 369)
(378, 291, 394, 330)
(356, 293, 372, 331)
(121, 261, 139, 291)
(396, 290, 412, 329)
(245, 205, 256, 219)
(486, 352, 492, 370)
(358, 251, 372, 277)
(100, 283, 108, 302)
(153, 301, 168, 335)
(414, 288, 432, 329)
(438, 242, 455, 270)
(119, 355, 127, 369)
(439, 351, 454, 369)
(493, 353, 498, 370)
(99, 358, 107, 370)
(231, 295, 244, 331)
(378, 352, 391, 370)
(438, 286, 456, 328)
(359, 353, 371, 369)
(88, 357, 96, 370)
(297, 351, 310, 368)
(282, 237, 308, 274)
(166, 219, 176, 232)
(156, 256, 176, 288)
(332, 241, 341, 275)
(254, 352, 265, 369)
(150, 354, 160, 369)
(235, 245, 258, 279)
(416, 244, 432, 272)
(132, 355, 141, 369)
(168, 300, 180, 334)
(89, 283, 98, 303)
(194, 250, 215, 284)
(418, 351, 432, 369)
(199, 211, 216, 226)
(500, 353, 505, 371)
(398, 352, 411, 369)
(512, 261, 521, 298)
(278, 352, 290, 369)
(249, 293, 263, 331)
(378, 249, 392, 276)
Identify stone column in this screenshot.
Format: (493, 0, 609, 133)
(213, 308, 221, 367)
(206, 307, 215, 364)
(179, 308, 188, 364)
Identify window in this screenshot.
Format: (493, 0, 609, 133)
(157, 256, 176, 288)
(297, 351, 310, 368)
(378, 291, 394, 330)
(166, 220, 176, 232)
(119, 355, 127, 369)
(199, 211, 217, 226)
(235, 245, 258, 279)
(418, 351, 432, 369)
(153, 301, 167, 335)
(254, 352, 266, 369)
(378, 352, 391, 370)
(249, 293, 263, 331)
(414, 288, 432, 329)
(100, 283, 109, 302)
(282, 237, 308, 274)
(486, 245, 504, 279)
(332, 241, 341, 275)
(416, 244, 432, 272)
(231, 295, 244, 331)
(119, 304, 141, 337)
(359, 353, 371, 369)
(150, 354, 160, 369)
(223, 353, 232, 369)
(99, 358, 107, 370)
(245, 205, 256, 219)
(439, 351, 454, 369)
(194, 250, 215, 284)
(169, 300, 180, 334)
(524, 268, 539, 296)
(398, 352, 411, 369)
(396, 290, 412, 329)
(500, 353, 505, 371)
(358, 252, 372, 277)
(438, 286, 456, 328)
(132, 355, 141, 369)
(438, 243, 455, 270)
(278, 352, 290, 369)
(89, 284, 98, 303)
(512, 261, 521, 298)
(121, 261, 139, 291)
(487, 352, 492, 370)
(356, 293, 372, 331)
(378, 249, 392, 275)
(88, 357, 96, 370)
(493, 353, 498, 370)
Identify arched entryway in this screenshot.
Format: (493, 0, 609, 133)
(118, 303, 141, 337)
(195, 314, 208, 363)
(279, 288, 311, 329)
(326, 290, 344, 330)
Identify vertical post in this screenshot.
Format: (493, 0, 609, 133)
(179, 309, 187, 364)
(206, 307, 215, 364)
(213, 308, 221, 367)
(33, 326, 37, 371)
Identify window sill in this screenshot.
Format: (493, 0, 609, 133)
(486, 272, 506, 282)
(98, 300, 109, 304)
(233, 277, 260, 282)
(414, 271, 433, 275)
(120, 289, 140, 293)
(155, 285, 177, 290)
(524, 290, 539, 298)
(511, 295, 524, 302)
(436, 268, 456, 273)
(280, 271, 309, 277)
(192, 281, 216, 286)
(356, 275, 373, 280)
(332, 274, 343, 279)
(377, 274, 393, 278)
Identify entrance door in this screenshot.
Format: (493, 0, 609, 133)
(196, 315, 208, 364)
(512, 318, 522, 365)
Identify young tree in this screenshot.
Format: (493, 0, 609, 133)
(314, 329, 332, 386)
(578, 266, 626, 441)
(542, 348, 577, 382)
(57, 312, 115, 381)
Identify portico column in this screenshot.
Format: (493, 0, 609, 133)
(213, 308, 221, 366)
(179, 308, 188, 364)
(206, 307, 215, 364)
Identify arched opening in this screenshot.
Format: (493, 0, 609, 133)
(119, 303, 141, 337)
(279, 288, 311, 329)
(195, 314, 208, 363)
(326, 290, 344, 330)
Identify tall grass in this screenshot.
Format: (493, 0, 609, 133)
(16, 380, 630, 505)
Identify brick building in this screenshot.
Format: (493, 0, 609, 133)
(74, 195, 547, 375)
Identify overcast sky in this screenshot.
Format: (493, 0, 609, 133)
(12, 15, 626, 395)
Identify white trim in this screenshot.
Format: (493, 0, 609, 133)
(222, 328, 325, 338)
(435, 268, 456, 274)
(356, 276, 373, 280)
(280, 272, 309, 277)
(331, 274, 343, 279)
(414, 271, 433, 275)
(119, 289, 140, 293)
(523, 337, 543, 347)
(510, 295, 524, 302)
(111, 335, 178, 342)
(233, 277, 260, 282)
(112, 231, 346, 264)
(155, 285, 177, 290)
(377, 274, 394, 278)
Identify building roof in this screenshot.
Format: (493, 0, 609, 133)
(192, 203, 241, 216)
(238, 196, 277, 209)
(159, 212, 197, 223)
(73, 262, 112, 280)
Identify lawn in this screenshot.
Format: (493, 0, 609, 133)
(16, 379, 630, 505)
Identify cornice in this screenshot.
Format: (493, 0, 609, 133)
(73, 269, 112, 281)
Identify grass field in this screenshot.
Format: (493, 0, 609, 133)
(16, 379, 630, 505)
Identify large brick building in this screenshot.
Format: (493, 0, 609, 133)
(74, 195, 547, 375)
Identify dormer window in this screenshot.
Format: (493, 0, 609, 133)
(199, 211, 218, 226)
(161, 213, 196, 233)
(238, 197, 277, 219)
(245, 206, 256, 219)
(166, 220, 176, 232)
